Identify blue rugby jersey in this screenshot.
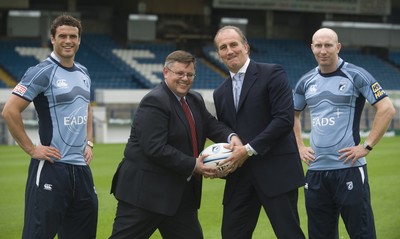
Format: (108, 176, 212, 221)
(12, 52, 91, 165)
(293, 58, 387, 170)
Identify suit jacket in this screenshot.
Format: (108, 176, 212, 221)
(111, 81, 234, 216)
(213, 60, 304, 204)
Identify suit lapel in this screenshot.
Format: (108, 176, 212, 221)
(237, 61, 257, 112)
(223, 77, 236, 114)
(162, 82, 191, 133)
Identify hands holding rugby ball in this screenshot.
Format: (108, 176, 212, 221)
(196, 135, 251, 179)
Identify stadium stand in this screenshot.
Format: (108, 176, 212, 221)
(340, 49, 400, 90)
(1, 35, 400, 93)
(74, 35, 225, 89)
(80, 34, 150, 89)
(248, 39, 400, 90)
(389, 50, 400, 67)
(247, 38, 316, 88)
(0, 39, 45, 82)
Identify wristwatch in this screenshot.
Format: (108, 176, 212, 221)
(87, 140, 94, 149)
(362, 142, 373, 151)
(245, 144, 254, 156)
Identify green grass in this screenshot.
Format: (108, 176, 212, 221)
(1, 137, 400, 238)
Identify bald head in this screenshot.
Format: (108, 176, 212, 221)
(312, 28, 339, 44)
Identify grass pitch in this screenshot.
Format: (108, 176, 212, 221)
(1, 137, 399, 238)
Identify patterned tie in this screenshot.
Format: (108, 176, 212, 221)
(233, 73, 243, 111)
(180, 98, 199, 159)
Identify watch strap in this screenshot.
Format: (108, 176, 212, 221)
(87, 140, 94, 149)
(363, 142, 373, 151)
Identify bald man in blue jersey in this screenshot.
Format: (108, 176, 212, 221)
(2, 14, 98, 238)
(293, 28, 396, 239)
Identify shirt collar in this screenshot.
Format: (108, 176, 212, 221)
(50, 52, 61, 63)
(230, 57, 250, 78)
(164, 80, 186, 102)
(337, 57, 343, 68)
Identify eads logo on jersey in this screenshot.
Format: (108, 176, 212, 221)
(371, 82, 386, 100)
(64, 106, 88, 134)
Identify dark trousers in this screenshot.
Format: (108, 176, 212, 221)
(110, 200, 203, 239)
(221, 169, 304, 239)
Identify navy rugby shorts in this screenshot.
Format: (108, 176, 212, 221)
(304, 165, 376, 239)
(23, 159, 98, 239)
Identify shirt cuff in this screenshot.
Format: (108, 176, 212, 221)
(246, 143, 258, 155)
(228, 133, 238, 143)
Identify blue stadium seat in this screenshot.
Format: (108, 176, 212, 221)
(389, 51, 400, 67)
(203, 38, 400, 90)
(341, 49, 400, 90)
(1, 36, 399, 92)
(0, 39, 45, 82)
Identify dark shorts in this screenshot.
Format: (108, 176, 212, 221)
(305, 165, 376, 239)
(23, 159, 98, 239)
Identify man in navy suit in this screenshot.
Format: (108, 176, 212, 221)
(109, 50, 240, 239)
(213, 26, 305, 238)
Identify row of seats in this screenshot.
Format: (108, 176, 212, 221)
(203, 39, 400, 89)
(1, 35, 400, 94)
(389, 51, 400, 67)
(0, 39, 44, 81)
(340, 49, 400, 90)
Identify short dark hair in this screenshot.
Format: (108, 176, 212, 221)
(50, 14, 82, 38)
(164, 50, 196, 70)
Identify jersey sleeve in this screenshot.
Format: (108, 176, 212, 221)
(293, 78, 307, 111)
(12, 62, 52, 101)
(353, 66, 387, 105)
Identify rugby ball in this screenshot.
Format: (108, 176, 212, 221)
(200, 143, 231, 171)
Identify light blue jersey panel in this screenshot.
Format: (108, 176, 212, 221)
(294, 58, 387, 170)
(12, 55, 91, 165)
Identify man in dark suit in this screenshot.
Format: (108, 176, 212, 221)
(213, 26, 306, 238)
(109, 50, 240, 239)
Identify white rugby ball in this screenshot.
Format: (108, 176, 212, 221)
(200, 143, 231, 171)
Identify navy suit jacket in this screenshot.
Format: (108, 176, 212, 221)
(111, 81, 234, 216)
(213, 60, 304, 203)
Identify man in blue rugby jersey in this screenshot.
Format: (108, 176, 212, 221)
(2, 14, 98, 239)
(293, 28, 396, 238)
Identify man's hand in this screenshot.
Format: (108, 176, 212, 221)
(84, 146, 93, 165)
(30, 145, 61, 163)
(229, 135, 243, 147)
(195, 154, 219, 179)
(214, 135, 246, 175)
(338, 145, 369, 166)
(218, 145, 248, 174)
(298, 145, 315, 166)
